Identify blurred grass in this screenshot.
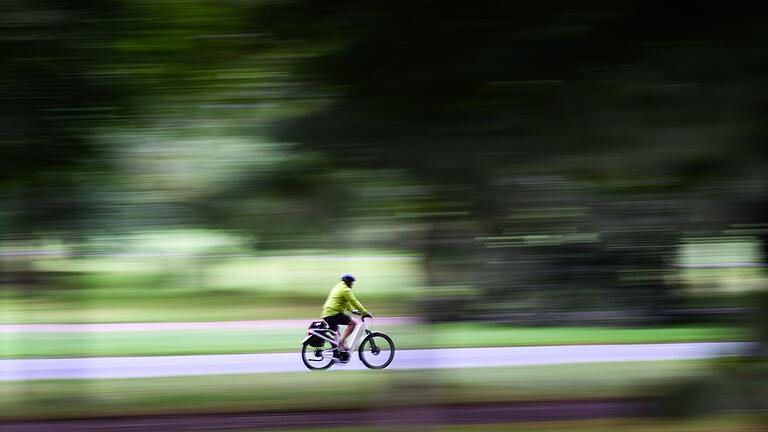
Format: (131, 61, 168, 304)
(3, 239, 764, 324)
(0, 361, 714, 420)
(1, 252, 425, 323)
(32, 253, 423, 298)
(0, 324, 747, 358)
(0, 297, 331, 324)
(254, 416, 765, 431)
(444, 417, 767, 431)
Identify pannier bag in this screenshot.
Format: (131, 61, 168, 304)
(307, 320, 330, 347)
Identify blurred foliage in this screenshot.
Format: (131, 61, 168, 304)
(257, 1, 768, 322)
(2, 0, 768, 422)
(1, 0, 767, 324)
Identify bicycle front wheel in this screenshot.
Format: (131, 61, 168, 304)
(358, 332, 395, 369)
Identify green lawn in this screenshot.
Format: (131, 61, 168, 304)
(1, 252, 426, 323)
(3, 243, 762, 324)
(31, 253, 424, 299)
(0, 324, 748, 358)
(0, 296, 344, 324)
(0, 360, 715, 420)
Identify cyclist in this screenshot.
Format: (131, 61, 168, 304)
(322, 273, 372, 353)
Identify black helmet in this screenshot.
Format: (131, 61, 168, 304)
(341, 273, 356, 283)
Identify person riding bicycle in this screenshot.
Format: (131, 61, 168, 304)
(322, 273, 372, 352)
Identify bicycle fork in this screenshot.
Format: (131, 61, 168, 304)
(364, 329, 381, 354)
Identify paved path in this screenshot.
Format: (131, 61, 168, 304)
(0, 342, 749, 381)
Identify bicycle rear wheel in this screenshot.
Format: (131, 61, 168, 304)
(301, 340, 335, 370)
(358, 332, 395, 369)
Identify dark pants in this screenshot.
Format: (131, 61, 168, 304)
(323, 313, 351, 332)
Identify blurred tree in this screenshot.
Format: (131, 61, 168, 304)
(1, 0, 214, 232)
(2, 0, 766, 417)
(254, 0, 768, 321)
(3, 0, 767, 322)
(1, 0, 120, 232)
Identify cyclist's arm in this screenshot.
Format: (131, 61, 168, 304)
(343, 288, 368, 315)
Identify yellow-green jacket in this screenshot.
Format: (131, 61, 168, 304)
(322, 282, 369, 317)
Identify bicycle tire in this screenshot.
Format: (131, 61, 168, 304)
(358, 332, 395, 369)
(301, 341, 334, 370)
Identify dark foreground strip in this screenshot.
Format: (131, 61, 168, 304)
(0, 398, 652, 432)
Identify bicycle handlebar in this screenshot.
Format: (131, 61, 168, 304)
(352, 310, 373, 320)
(351, 310, 372, 320)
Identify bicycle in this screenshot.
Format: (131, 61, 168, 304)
(301, 311, 395, 370)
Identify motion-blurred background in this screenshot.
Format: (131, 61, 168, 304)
(2, 1, 768, 430)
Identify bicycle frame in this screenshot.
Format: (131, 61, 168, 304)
(305, 317, 372, 359)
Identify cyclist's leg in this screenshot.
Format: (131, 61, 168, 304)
(323, 315, 344, 357)
(325, 313, 355, 350)
(339, 317, 357, 350)
(322, 317, 338, 331)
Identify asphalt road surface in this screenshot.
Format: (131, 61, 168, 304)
(0, 342, 748, 381)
